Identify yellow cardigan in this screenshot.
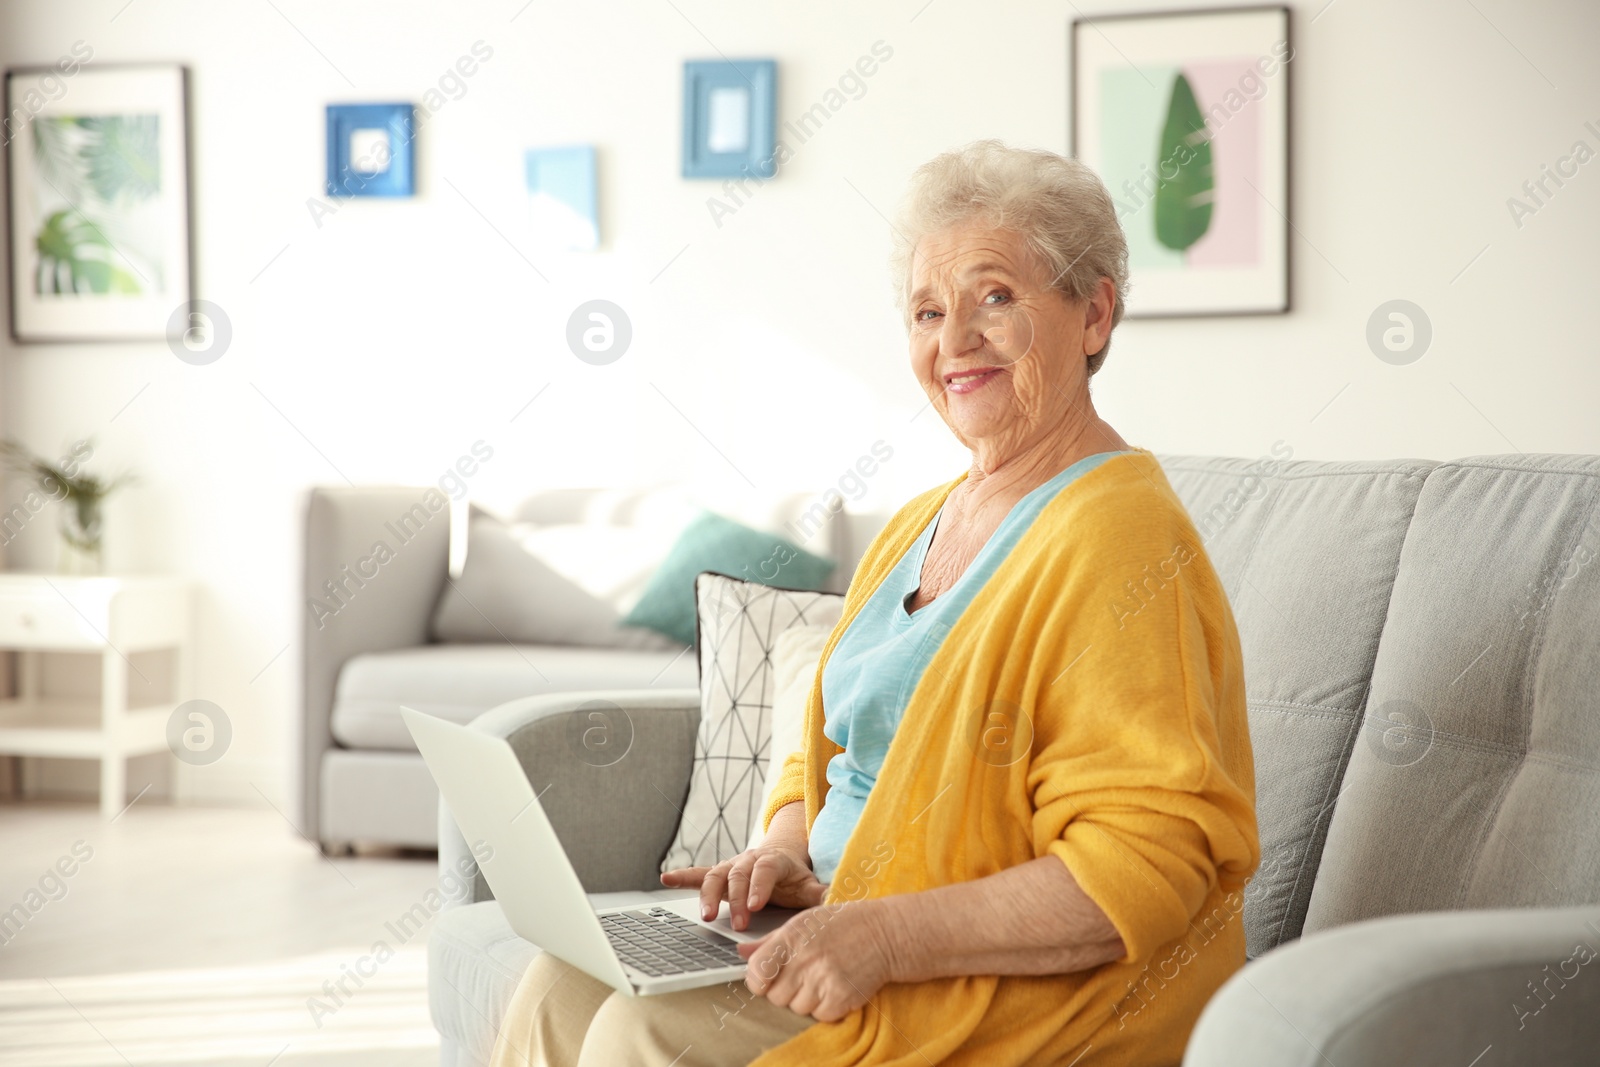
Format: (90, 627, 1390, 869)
(754, 448, 1259, 1067)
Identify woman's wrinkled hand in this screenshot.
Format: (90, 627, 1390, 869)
(660, 843, 827, 931)
(737, 901, 894, 1022)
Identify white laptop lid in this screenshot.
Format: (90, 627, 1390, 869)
(400, 706, 634, 994)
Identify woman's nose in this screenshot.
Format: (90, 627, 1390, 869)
(940, 304, 987, 359)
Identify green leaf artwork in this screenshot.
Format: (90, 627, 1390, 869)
(1154, 73, 1214, 252)
(80, 115, 161, 201)
(29, 114, 163, 296)
(35, 210, 142, 294)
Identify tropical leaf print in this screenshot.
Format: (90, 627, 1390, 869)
(28, 113, 163, 296)
(34, 210, 142, 294)
(1154, 72, 1214, 252)
(78, 115, 161, 201)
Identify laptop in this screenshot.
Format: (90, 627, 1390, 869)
(401, 705, 798, 996)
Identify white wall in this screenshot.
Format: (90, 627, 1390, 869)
(2, 0, 1596, 806)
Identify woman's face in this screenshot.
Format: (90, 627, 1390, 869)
(907, 220, 1104, 459)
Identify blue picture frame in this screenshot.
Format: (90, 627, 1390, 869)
(682, 60, 776, 180)
(326, 103, 415, 198)
(526, 145, 599, 250)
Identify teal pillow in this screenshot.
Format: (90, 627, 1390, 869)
(623, 511, 836, 646)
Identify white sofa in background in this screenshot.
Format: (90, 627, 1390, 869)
(299, 484, 879, 852)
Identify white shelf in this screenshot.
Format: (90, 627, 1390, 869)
(0, 697, 175, 757)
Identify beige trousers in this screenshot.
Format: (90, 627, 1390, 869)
(490, 952, 815, 1067)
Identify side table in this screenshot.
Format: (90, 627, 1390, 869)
(0, 574, 195, 816)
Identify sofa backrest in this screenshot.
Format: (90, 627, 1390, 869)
(511, 485, 859, 593)
(1156, 452, 1438, 958)
(1303, 454, 1600, 933)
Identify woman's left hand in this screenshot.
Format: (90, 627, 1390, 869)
(737, 901, 896, 1022)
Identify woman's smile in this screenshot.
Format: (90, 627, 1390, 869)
(944, 366, 1004, 394)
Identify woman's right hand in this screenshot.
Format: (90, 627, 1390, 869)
(660, 842, 827, 931)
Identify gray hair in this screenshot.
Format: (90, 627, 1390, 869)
(890, 140, 1130, 376)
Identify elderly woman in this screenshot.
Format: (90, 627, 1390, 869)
(492, 140, 1258, 1067)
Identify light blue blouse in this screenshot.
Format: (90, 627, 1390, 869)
(807, 450, 1129, 884)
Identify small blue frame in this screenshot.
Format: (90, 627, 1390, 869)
(326, 103, 415, 198)
(526, 145, 600, 250)
(682, 60, 777, 180)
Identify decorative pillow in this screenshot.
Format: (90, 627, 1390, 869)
(660, 574, 844, 873)
(429, 510, 682, 650)
(623, 510, 836, 647)
(744, 622, 835, 850)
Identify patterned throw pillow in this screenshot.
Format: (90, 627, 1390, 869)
(659, 573, 844, 873)
(745, 622, 836, 851)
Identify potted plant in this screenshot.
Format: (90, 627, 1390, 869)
(0, 438, 135, 574)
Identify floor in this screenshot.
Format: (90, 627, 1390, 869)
(0, 802, 444, 1067)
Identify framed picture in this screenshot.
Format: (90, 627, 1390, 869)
(326, 103, 415, 198)
(1071, 6, 1290, 317)
(5, 63, 193, 343)
(682, 60, 776, 180)
(526, 145, 599, 251)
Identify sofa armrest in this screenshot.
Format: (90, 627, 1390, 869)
(439, 688, 702, 906)
(301, 486, 451, 842)
(1183, 903, 1600, 1066)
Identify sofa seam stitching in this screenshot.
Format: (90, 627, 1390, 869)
(1270, 712, 1359, 950)
(1159, 462, 1439, 481)
(1430, 460, 1600, 479)
(1251, 701, 1359, 718)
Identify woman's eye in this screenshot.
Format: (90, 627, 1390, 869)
(915, 308, 940, 322)
(983, 290, 1010, 305)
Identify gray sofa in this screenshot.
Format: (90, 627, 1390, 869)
(299, 485, 863, 851)
(428, 452, 1600, 1066)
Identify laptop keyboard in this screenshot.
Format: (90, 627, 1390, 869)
(601, 907, 747, 977)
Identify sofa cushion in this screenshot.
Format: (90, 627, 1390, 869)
(1157, 451, 1437, 958)
(429, 510, 683, 651)
(660, 574, 844, 872)
(331, 643, 698, 751)
(1304, 454, 1600, 933)
(510, 484, 854, 594)
(429, 892, 694, 1065)
(623, 511, 836, 645)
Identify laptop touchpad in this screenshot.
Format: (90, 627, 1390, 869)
(660, 898, 804, 942)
